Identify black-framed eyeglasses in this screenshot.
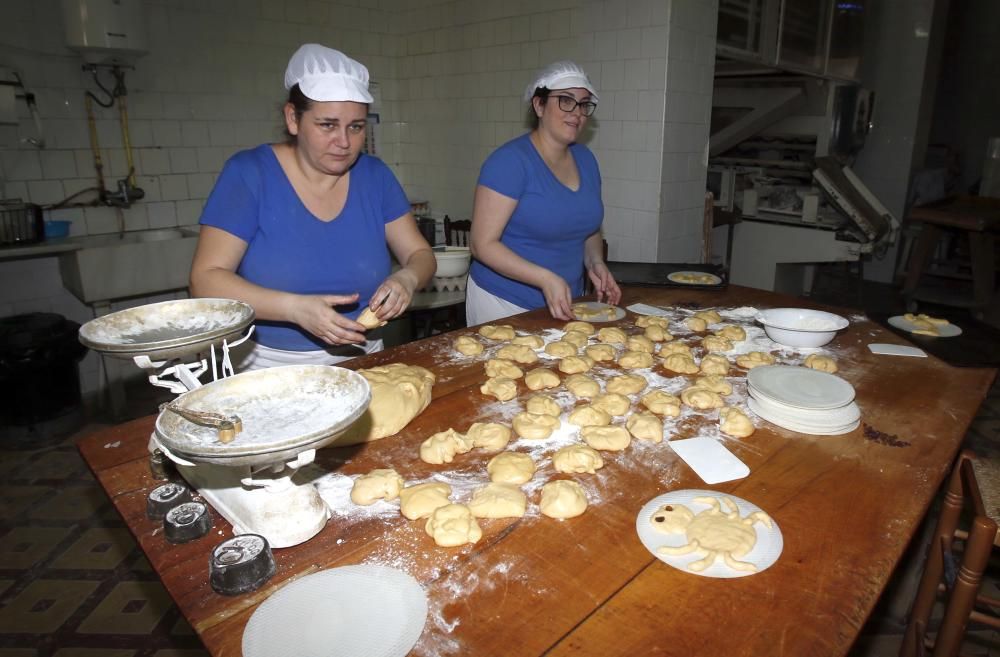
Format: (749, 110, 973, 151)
(552, 95, 597, 117)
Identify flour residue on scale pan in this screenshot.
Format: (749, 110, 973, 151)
(82, 298, 252, 346)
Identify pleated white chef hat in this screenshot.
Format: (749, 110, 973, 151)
(284, 44, 373, 103)
(523, 61, 599, 102)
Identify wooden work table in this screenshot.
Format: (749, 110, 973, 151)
(77, 285, 997, 657)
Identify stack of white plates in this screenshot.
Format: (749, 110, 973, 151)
(747, 366, 861, 435)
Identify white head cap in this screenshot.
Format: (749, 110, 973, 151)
(523, 61, 599, 102)
(284, 44, 374, 104)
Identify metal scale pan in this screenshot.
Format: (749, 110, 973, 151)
(154, 364, 371, 467)
(79, 298, 255, 362)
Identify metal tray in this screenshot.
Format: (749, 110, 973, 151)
(606, 261, 728, 290)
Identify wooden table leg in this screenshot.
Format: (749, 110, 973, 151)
(902, 224, 944, 299)
(968, 233, 996, 312)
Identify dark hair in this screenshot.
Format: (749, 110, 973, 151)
(284, 84, 314, 143)
(527, 86, 551, 129)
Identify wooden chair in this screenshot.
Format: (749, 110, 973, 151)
(444, 216, 471, 247)
(901, 450, 1000, 657)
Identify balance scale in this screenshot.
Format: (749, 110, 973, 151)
(79, 298, 371, 548)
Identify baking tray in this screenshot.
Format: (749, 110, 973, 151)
(606, 261, 728, 290)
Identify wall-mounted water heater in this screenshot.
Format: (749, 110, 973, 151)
(62, 0, 148, 65)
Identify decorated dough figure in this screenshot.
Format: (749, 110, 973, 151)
(663, 353, 699, 374)
(584, 344, 616, 362)
(485, 358, 523, 379)
(654, 496, 772, 572)
(591, 392, 631, 416)
(681, 386, 725, 410)
(736, 351, 776, 369)
(699, 353, 730, 376)
(338, 363, 436, 445)
(803, 354, 838, 373)
(467, 483, 527, 519)
(479, 324, 516, 341)
(597, 327, 628, 344)
(399, 482, 452, 520)
(466, 422, 512, 451)
(641, 390, 681, 417)
(563, 320, 596, 335)
(581, 425, 631, 451)
(526, 394, 561, 417)
(350, 469, 405, 506)
(481, 376, 518, 401)
(512, 411, 561, 439)
(568, 404, 613, 427)
(564, 373, 601, 398)
(702, 335, 732, 354)
(551, 445, 604, 474)
(559, 355, 595, 374)
(715, 325, 746, 342)
(562, 330, 590, 349)
(487, 452, 536, 484)
(545, 340, 578, 358)
(539, 480, 588, 519)
(419, 428, 474, 464)
(720, 406, 754, 438)
(626, 412, 663, 443)
(497, 344, 539, 364)
(524, 368, 560, 390)
(606, 373, 647, 395)
(511, 334, 545, 349)
(425, 503, 482, 547)
(619, 350, 655, 369)
(454, 335, 484, 356)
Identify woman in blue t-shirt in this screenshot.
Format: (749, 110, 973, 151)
(190, 44, 435, 369)
(467, 61, 621, 325)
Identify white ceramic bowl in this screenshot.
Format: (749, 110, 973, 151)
(433, 247, 471, 278)
(756, 308, 849, 348)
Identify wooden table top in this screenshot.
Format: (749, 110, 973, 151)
(77, 285, 997, 657)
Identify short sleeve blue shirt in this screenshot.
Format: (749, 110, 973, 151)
(469, 133, 603, 310)
(199, 145, 411, 351)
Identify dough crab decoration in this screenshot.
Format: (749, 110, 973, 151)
(653, 497, 772, 572)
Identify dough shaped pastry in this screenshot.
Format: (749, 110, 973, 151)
(425, 503, 482, 547)
(605, 373, 647, 395)
(803, 353, 838, 373)
(551, 445, 604, 474)
(663, 352, 699, 374)
(618, 350, 654, 369)
(545, 340, 578, 358)
(485, 358, 523, 379)
(358, 307, 387, 329)
(905, 312, 949, 326)
(497, 343, 539, 364)
(584, 344, 616, 362)
(467, 483, 527, 519)
(563, 320, 596, 335)
(539, 480, 588, 519)
(597, 327, 628, 344)
(699, 353, 730, 376)
(350, 468, 405, 506)
(659, 341, 692, 357)
(685, 316, 708, 332)
(720, 406, 754, 438)
(567, 404, 612, 427)
(526, 394, 561, 417)
(466, 422, 512, 451)
(561, 330, 590, 349)
(644, 325, 672, 342)
(702, 335, 733, 353)
(655, 496, 772, 572)
(512, 411, 561, 439)
(487, 451, 536, 484)
(524, 367, 560, 390)
(419, 428, 474, 464)
(695, 374, 733, 395)
(635, 315, 670, 329)
(511, 334, 545, 349)
(453, 334, 484, 356)
(558, 355, 595, 374)
(626, 412, 663, 443)
(626, 335, 656, 354)
(573, 303, 618, 320)
(649, 503, 695, 534)
(736, 351, 776, 369)
(479, 324, 516, 341)
(715, 325, 746, 342)
(591, 392, 631, 416)
(564, 373, 601, 398)
(641, 390, 681, 417)
(338, 363, 436, 445)
(480, 376, 518, 401)
(694, 310, 722, 324)
(581, 425, 631, 451)
(399, 482, 452, 520)
(681, 386, 725, 409)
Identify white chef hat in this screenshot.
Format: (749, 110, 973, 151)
(284, 44, 374, 103)
(523, 61, 599, 102)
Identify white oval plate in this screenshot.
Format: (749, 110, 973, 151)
(572, 301, 626, 322)
(636, 489, 783, 578)
(888, 315, 962, 338)
(667, 270, 723, 286)
(243, 565, 427, 657)
(748, 399, 861, 436)
(747, 365, 855, 410)
(748, 393, 861, 426)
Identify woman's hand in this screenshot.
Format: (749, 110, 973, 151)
(540, 271, 574, 321)
(369, 269, 419, 321)
(587, 261, 622, 305)
(288, 293, 368, 345)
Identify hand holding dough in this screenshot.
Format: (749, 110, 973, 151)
(399, 482, 452, 520)
(350, 469, 405, 505)
(358, 307, 387, 329)
(425, 504, 482, 547)
(524, 368, 560, 390)
(481, 376, 518, 401)
(467, 483, 527, 519)
(453, 335, 484, 356)
(539, 480, 588, 519)
(551, 445, 604, 474)
(487, 452, 536, 484)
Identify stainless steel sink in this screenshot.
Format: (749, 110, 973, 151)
(59, 227, 200, 304)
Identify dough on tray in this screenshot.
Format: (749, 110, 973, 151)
(641, 390, 682, 417)
(467, 482, 527, 519)
(539, 480, 588, 519)
(524, 368, 560, 390)
(619, 350, 655, 369)
(662, 353, 699, 374)
(685, 317, 708, 332)
(584, 344, 616, 362)
(695, 374, 733, 396)
(591, 392, 631, 416)
(350, 469, 405, 505)
(497, 344, 539, 364)
(626, 412, 664, 443)
(581, 425, 631, 451)
(715, 325, 746, 342)
(563, 320, 596, 335)
(700, 353, 730, 376)
(551, 444, 605, 474)
(487, 452, 536, 484)
(479, 324, 516, 341)
(399, 482, 452, 520)
(337, 363, 436, 445)
(606, 373, 647, 396)
(559, 355, 595, 374)
(564, 373, 601, 398)
(419, 428, 474, 465)
(720, 406, 755, 438)
(568, 404, 613, 427)
(702, 335, 733, 354)
(481, 376, 518, 401)
(681, 386, 725, 410)
(736, 351, 776, 369)
(425, 503, 482, 547)
(466, 422, 512, 451)
(526, 394, 562, 417)
(453, 334, 484, 356)
(512, 411, 561, 439)
(485, 358, 523, 379)
(545, 340, 578, 358)
(511, 335, 545, 349)
(804, 354, 838, 373)
(561, 330, 590, 349)
(597, 327, 628, 344)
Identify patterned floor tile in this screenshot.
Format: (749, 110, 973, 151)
(24, 450, 87, 481)
(76, 580, 173, 635)
(0, 486, 54, 518)
(0, 580, 98, 633)
(0, 527, 73, 570)
(27, 484, 108, 522)
(49, 527, 136, 571)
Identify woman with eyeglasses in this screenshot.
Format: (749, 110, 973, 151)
(466, 61, 621, 324)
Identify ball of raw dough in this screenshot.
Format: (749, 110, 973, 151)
(563, 320, 596, 335)
(512, 411, 561, 439)
(695, 374, 732, 395)
(561, 330, 590, 349)
(736, 351, 776, 369)
(635, 315, 669, 329)
(467, 483, 527, 519)
(559, 355, 595, 374)
(584, 344, 616, 362)
(591, 392, 631, 416)
(524, 368, 560, 390)
(479, 324, 516, 341)
(551, 445, 605, 474)
(626, 335, 655, 354)
(618, 350, 654, 369)
(663, 353, 699, 374)
(681, 386, 725, 409)
(720, 406, 755, 437)
(454, 335, 484, 356)
(526, 394, 562, 417)
(545, 340, 578, 358)
(466, 422, 512, 451)
(485, 358, 523, 379)
(497, 344, 539, 364)
(419, 428, 474, 464)
(644, 325, 672, 342)
(425, 503, 482, 547)
(597, 327, 628, 344)
(511, 334, 545, 349)
(358, 307, 387, 329)
(700, 353, 730, 376)
(487, 452, 536, 484)
(581, 425, 631, 451)
(338, 363, 436, 445)
(685, 317, 708, 332)
(350, 468, 405, 505)
(606, 373, 647, 395)
(659, 342, 692, 357)
(715, 325, 746, 342)
(702, 335, 733, 353)
(694, 309, 722, 324)
(568, 404, 613, 427)
(539, 480, 588, 519)
(804, 354, 838, 373)
(626, 412, 663, 442)
(564, 373, 601, 398)
(480, 376, 518, 401)
(641, 390, 681, 416)
(399, 482, 452, 520)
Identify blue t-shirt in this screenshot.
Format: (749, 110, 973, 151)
(469, 133, 603, 310)
(199, 145, 411, 351)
